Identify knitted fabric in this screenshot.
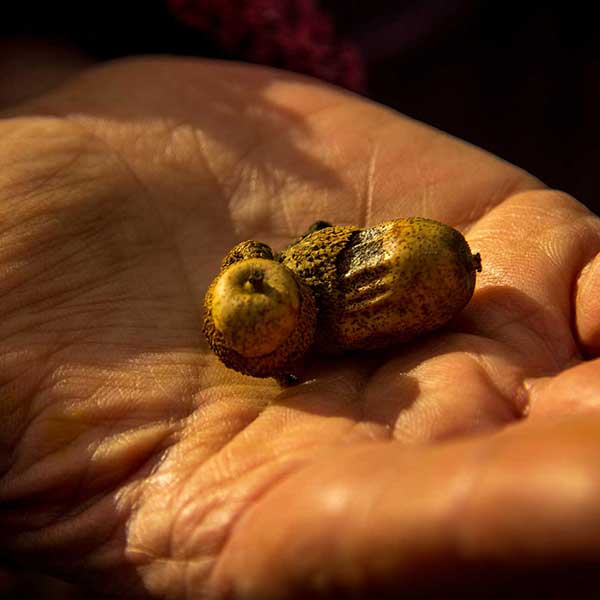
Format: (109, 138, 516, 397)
(167, 0, 366, 91)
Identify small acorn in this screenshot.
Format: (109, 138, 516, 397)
(203, 218, 481, 381)
(203, 243, 317, 379)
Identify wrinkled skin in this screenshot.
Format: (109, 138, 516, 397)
(2, 50, 600, 599)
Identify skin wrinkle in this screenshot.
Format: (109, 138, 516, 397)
(542, 216, 600, 317)
(362, 139, 379, 228)
(410, 147, 435, 220)
(5, 341, 79, 465)
(492, 303, 571, 372)
(0, 165, 108, 212)
(20, 368, 109, 452)
(0, 346, 56, 456)
(81, 424, 178, 499)
(301, 105, 391, 227)
(0, 195, 105, 262)
(0, 219, 164, 343)
(466, 351, 527, 421)
(395, 368, 501, 443)
(192, 411, 292, 485)
(2, 404, 173, 496)
(469, 349, 529, 419)
(1, 255, 154, 329)
(0, 122, 91, 193)
(0, 173, 110, 234)
(172, 450, 312, 553)
(8, 350, 200, 482)
(221, 150, 263, 225)
(549, 244, 590, 363)
(212, 95, 314, 215)
(187, 123, 229, 214)
(352, 371, 394, 433)
(4, 477, 137, 560)
(165, 386, 270, 480)
(59, 116, 203, 335)
(5, 415, 103, 488)
(361, 330, 528, 442)
(463, 244, 578, 371)
(457, 186, 534, 239)
(3, 425, 176, 563)
(274, 171, 296, 241)
(137, 446, 313, 596)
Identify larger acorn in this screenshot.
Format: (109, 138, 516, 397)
(203, 218, 481, 380)
(278, 217, 482, 353)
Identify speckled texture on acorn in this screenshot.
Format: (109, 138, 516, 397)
(202, 218, 482, 381)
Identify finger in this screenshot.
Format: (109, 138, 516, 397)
(212, 415, 600, 599)
(527, 358, 600, 418)
(361, 334, 528, 443)
(575, 251, 600, 357)
(463, 190, 600, 370)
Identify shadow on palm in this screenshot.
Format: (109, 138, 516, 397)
(2, 57, 599, 598)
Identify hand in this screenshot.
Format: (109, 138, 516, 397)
(1, 57, 600, 599)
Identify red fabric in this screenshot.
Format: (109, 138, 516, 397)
(167, 0, 366, 91)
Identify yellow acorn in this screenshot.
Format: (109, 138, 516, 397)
(278, 218, 481, 353)
(203, 244, 316, 379)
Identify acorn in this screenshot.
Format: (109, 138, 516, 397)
(203, 242, 317, 379)
(203, 219, 481, 380)
(278, 218, 482, 353)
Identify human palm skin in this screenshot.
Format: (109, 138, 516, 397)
(2, 57, 600, 599)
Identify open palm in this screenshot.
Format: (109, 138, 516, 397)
(2, 58, 600, 599)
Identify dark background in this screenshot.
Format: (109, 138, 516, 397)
(2, 1, 598, 211)
(356, 1, 600, 214)
(326, 0, 598, 213)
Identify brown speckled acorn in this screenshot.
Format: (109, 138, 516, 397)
(278, 218, 481, 353)
(203, 241, 317, 379)
(203, 218, 481, 381)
